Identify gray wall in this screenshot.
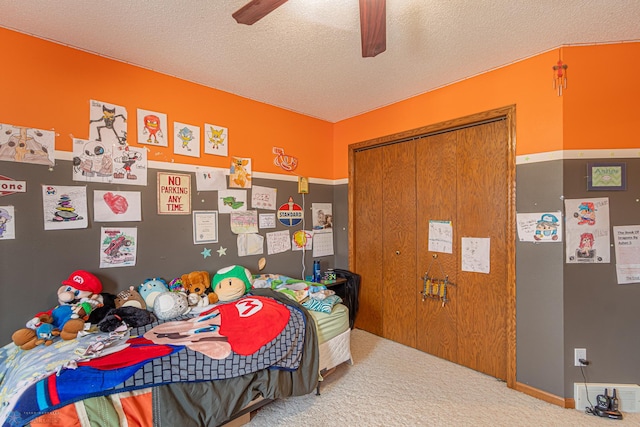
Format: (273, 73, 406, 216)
(516, 160, 566, 397)
(0, 159, 341, 344)
(562, 158, 640, 396)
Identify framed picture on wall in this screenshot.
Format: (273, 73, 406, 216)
(587, 162, 627, 191)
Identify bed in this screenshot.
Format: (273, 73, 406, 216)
(0, 287, 352, 427)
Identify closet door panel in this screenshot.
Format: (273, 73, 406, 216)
(415, 132, 458, 361)
(382, 141, 417, 347)
(353, 148, 384, 335)
(455, 120, 509, 380)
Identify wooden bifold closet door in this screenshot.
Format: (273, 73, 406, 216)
(352, 117, 510, 381)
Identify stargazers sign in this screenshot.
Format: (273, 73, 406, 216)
(0, 175, 27, 197)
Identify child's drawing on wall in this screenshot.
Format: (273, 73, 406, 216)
(41, 185, 88, 230)
(0, 206, 15, 240)
(112, 145, 147, 186)
(204, 123, 228, 156)
(229, 157, 252, 188)
(89, 100, 127, 146)
(173, 122, 200, 158)
(0, 123, 55, 166)
(72, 138, 113, 183)
(138, 109, 167, 147)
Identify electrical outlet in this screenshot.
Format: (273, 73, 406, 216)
(574, 348, 587, 366)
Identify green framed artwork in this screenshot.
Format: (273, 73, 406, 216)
(587, 162, 626, 191)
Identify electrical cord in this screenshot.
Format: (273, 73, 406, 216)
(579, 362, 597, 415)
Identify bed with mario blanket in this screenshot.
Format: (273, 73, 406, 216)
(0, 289, 324, 427)
(0, 285, 352, 427)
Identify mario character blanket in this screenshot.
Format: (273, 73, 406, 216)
(0, 294, 307, 427)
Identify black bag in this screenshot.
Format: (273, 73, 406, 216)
(332, 269, 361, 329)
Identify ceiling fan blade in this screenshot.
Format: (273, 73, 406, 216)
(359, 0, 386, 57)
(232, 0, 289, 25)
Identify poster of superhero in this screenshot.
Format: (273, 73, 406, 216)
(137, 108, 168, 147)
(564, 197, 610, 263)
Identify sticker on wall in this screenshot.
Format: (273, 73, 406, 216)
(100, 227, 137, 268)
(0, 206, 16, 240)
(204, 123, 228, 156)
(229, 157, 252, 188)
(218, 190, 247, 213)
(137, 108, 168, 147)
(564, 198, 610, 263)
(0, 175, 27, 197)
(112, 145, 148, 186)
(157, 172, 191, 215)
(89, 100, 127, 146)
(277, 196, 303, 227)
(41, 185, 88, 230)
(251, 185, 277, 210)
(0, 123, 55, 166)
(94, 190, 142, 222)
(173, 122, 201, 158)
(72, 138, 113, 183)
(273, 147, 298, 172)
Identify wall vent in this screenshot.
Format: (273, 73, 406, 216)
(574, 383, 640, 413)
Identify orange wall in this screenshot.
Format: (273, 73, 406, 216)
(333, 49, 564, 178)
(0, 27, 334, 179)
(563, 42, 640, 150)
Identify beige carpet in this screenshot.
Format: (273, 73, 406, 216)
(248, 329, 639, 426)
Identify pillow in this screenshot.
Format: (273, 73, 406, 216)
(302, 295, 343, 314)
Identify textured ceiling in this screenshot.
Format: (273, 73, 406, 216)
(1, 1, 639, 122)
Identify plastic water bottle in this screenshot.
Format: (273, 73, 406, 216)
(313, 260, 321, 283)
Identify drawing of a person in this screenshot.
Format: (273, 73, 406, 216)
(0, 208, 12, 237)
(577, 233, 595, 258)
(574, 202, 596, 225)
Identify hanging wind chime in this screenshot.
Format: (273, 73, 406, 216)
(552, 59, 568, 96)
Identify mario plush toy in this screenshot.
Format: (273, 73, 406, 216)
(212, 265, 253, 302)
(12, 270, 104, 349)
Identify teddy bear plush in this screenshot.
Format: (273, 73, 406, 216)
(181, 271, 218, 307)
(212, 265, 253, 303)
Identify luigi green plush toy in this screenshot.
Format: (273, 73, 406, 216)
(212, 265, 253, 302)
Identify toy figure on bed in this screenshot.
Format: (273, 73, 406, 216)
(11, 270, 104, 350)
(212, 265, 253, 302)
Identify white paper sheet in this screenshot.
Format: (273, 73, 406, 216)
(564, 198, 610, 263)
(100, 227, 137, 268)
(313, 231, 334, 257)
(0, 205, 15, 240)
(251, 185, 277, 210)
(193, 210, 218, 244)
(94, 190, 141, 222)
(230, 210, 258, 234)
(42, 185, 88, 230)
(428, 220, 453, 253)
(259, 213, 276, 229)
(237, 233, 264, 256)
(195, 167, 227, 191)
(461, 237, 490, 274)
(266, 230, 291, 255)
(613, 225, 640, 284)
(218, 190, 247, 213)
(516, 212, 562, 242)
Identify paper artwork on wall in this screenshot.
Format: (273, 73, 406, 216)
(94, 190, 141, 222)
(218, 189, 247, 213)
(312, 231, 333, 257)
(100, 227, 137, 268)
(461, 237, 490, 274)
(42, 185, 88, 230)
(137, 109, 168, 147)
(0, 123, 55, 166)
(613, 225, 640, 284)
(89, 100, 127, 146)
(230, 210, 258, 234)
(312, 203, 332, 233)
(259, 213, 276, 229)
(195, 167, 227, 191)
(229, 157, 252, 188)
(516, 212, 563, 243)
(204, 123, 228, 156)
(0, 206, 16, 240)
(428, 220, 453, 253)
(292, 230, 313, 251)
(237, 233, 264, 257)
(72, 138, 113, 183)
(157, 172, 191, 215)
(112, 145, 148, 186)
(564, 198, 610, 263)
(173, 122, 200, 158)
(266, 230, 291, 255)
(251, 185, 277, 210)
